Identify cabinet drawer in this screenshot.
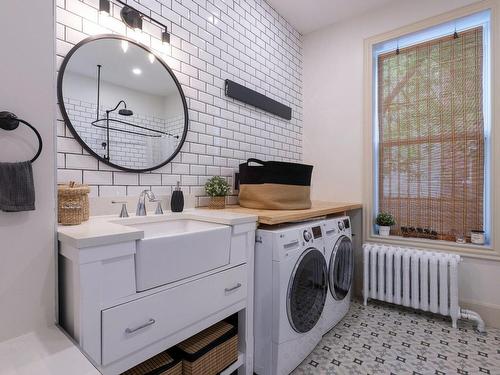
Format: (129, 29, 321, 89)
(101, 265, 247, 365)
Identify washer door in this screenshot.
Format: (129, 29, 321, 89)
(329, 235, 353, 301)
(287, 247, 327, 333)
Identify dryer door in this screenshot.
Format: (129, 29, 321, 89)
(287, 247, 327, 333)
(329, 235, 353, 301)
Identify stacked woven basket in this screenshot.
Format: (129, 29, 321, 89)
(57, 181, 90, 225)
(122, 321, 238, 375)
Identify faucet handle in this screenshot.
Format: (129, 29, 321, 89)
(153, 200, 163, 215)
(112, 201, 129, 218)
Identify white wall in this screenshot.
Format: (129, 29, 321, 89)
(164, 92, 184, 119)
(0, 1, 56, 341)
(64, 72, 167, 117)
(303, 0, 500, 327)
(304, 0, 482, 202)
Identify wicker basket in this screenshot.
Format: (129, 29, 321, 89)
(208, 196, 226, 209)
(175, 321, 238, 375)
(121, 350, 182, 375)
(58, 182, 90, 225)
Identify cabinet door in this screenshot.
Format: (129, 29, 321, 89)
(101, 265, 247, 365)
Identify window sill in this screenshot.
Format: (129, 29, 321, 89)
(366, 233, 500, 262)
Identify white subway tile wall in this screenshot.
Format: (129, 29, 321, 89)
(56, 0, 303, 205)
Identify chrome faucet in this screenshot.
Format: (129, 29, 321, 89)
(136, 189, 156, 216)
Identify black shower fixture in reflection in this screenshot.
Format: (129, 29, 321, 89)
(90, 64, 179, 161)
(116, 103, 133, 117)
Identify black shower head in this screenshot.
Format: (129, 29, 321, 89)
(118, 108, 133, 116)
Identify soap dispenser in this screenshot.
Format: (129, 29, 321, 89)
(170, 181, 184, 212)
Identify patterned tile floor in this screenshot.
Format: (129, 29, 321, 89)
(293, 300, 500, 375)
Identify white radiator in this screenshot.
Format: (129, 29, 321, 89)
(363, 243, 465, 328)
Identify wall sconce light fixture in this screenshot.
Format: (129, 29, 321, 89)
(120, 5, 143, 31)
(162, 30, 170, 45)
(99, 0, 170, 43)
(99, 0, 110, 15)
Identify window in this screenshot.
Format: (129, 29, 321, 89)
(373, 11, 490, 243)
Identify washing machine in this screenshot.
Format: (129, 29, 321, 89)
(320, 216, 354, 335)
(254, 220, 328, 375)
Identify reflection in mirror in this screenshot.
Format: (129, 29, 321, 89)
(59, 36, 188, 171)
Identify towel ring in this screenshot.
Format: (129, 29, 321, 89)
(0, 111, 42, 163)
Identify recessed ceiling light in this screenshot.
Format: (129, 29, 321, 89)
(132, 68, 142, 75)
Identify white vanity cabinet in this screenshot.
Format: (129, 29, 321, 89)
(58, 212, 257, 375)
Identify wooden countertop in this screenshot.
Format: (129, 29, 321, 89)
(223, 201, 362, 225)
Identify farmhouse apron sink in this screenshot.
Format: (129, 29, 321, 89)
(123, 219, 231, 291)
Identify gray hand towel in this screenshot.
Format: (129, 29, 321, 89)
(0, 161, 35, 212)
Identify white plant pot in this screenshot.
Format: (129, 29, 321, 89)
(379, 226, 391, 236)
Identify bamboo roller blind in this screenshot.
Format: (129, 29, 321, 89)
(377, 27, 484, 240)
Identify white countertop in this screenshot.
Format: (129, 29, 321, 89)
(0, 326, 100, 375)
(58, 208, 258, 248)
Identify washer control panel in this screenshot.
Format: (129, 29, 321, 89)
(312, 226, 322, 239)
(303, 226, 322, 242)
(324, 217, 351, 236)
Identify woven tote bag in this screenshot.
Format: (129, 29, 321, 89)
(238, 159, 313, 210)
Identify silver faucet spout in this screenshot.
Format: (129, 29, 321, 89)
(136, 189, 156, 216)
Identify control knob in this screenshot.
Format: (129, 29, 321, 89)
(303, 230, 312, 242)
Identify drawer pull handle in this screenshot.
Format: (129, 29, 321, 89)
(125, 318, 156, 334)
(225, 283, 242, 292)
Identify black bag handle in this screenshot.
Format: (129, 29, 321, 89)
(247, 158, 266, 166)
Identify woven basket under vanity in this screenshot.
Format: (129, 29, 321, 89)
(121, 350, 182, 375)
(175, 321, 238, 375)
(58, 182, 90, 225)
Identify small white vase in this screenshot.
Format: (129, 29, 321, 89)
(379, 226, 391, 236)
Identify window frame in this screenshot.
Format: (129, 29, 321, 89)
(362, 1, 500, 260)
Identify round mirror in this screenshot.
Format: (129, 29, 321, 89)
(57, 35, 188, 172)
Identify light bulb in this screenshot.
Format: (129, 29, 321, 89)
(121, 40, 129, 53)
(132, 68, 142, 75)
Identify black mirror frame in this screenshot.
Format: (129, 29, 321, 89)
(57, 34, 189, 173)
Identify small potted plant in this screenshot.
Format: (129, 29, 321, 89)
(205, 176, 230, 209)
(376, 212, 395, 236)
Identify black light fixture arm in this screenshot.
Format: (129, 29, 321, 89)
(101, 0, 170, 44)
(114, 0, 167, 30)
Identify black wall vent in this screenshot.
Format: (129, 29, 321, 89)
(224, 79, 292, 120)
